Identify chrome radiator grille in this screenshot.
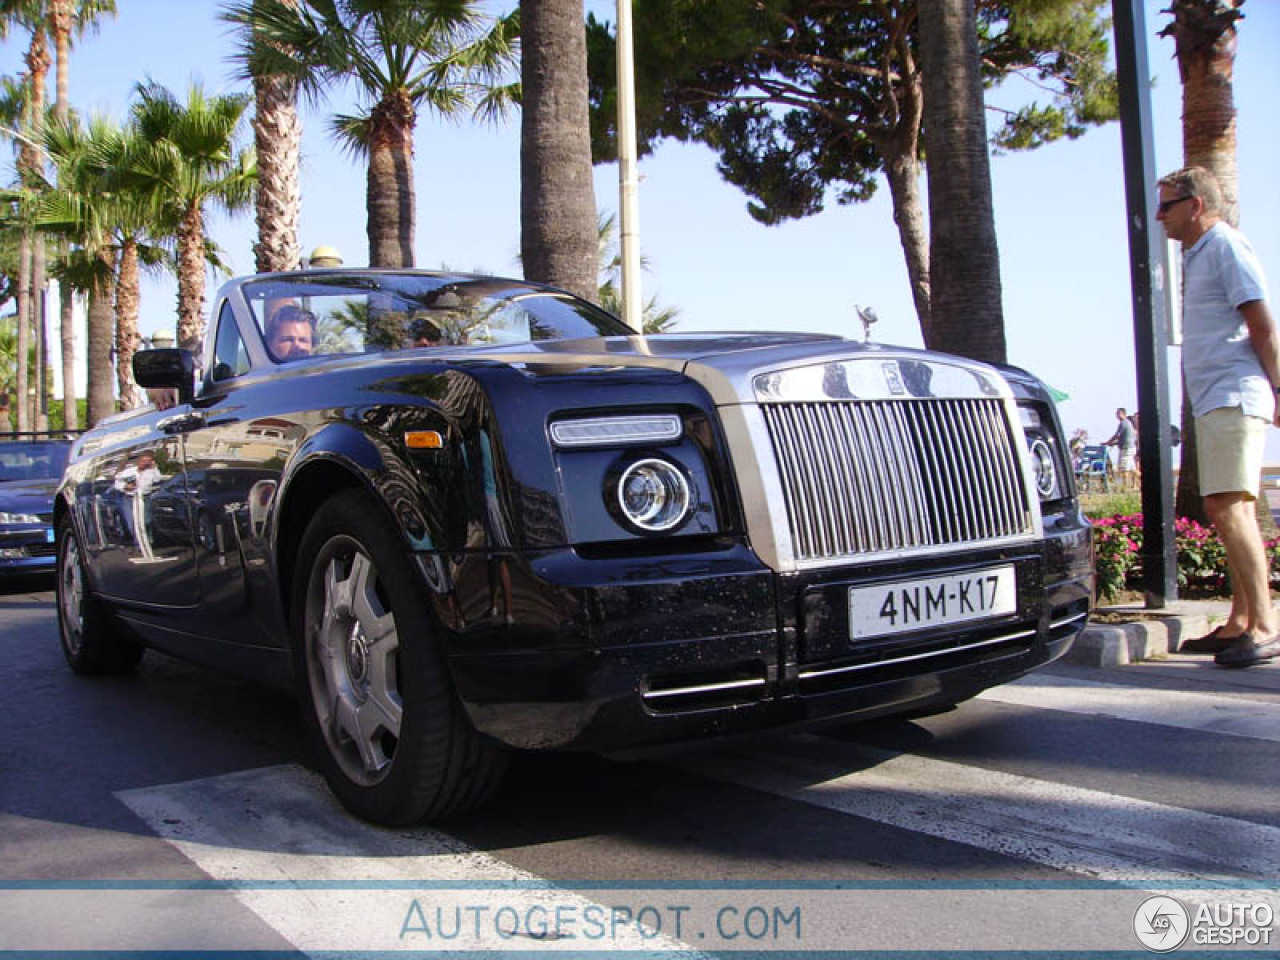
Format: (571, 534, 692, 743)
(761, 398, 1032, 562)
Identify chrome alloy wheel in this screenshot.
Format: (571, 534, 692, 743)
(306, 539, 402, 786)
(59, 532, 86, 657)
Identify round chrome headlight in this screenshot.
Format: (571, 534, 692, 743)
(1029, 437, 1058, 499)
(616, 458, 691, 532)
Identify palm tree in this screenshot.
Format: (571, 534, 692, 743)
(1161, 0, 1245, 525)
(917, 0, 1004, 365)
(222, 0, 518, 268)
(0, 0, 48, 430)
(520, 0, 597, 303)
(129, 81, 256, 352)
(32, 115, 116, 423)
(48, 0, 118, 428)
(0, 73, 36, 435)
(222, 0, 302, 274)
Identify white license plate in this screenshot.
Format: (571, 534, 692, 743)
(849, 565, 1017, 640)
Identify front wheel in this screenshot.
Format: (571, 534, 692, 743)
(292, 489, 508, 825)
(56, 514, 142, 675)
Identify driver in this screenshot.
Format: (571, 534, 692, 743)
(265, 305, 316, 360)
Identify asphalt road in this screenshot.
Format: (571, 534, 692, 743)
(3, 574, 1279, 955)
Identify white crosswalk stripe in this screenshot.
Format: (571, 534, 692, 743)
(671, 735, 1280, 886)
(101, 674, 1280, 954)
(978, 672, 1280, 743)
(117, 765, 712, 956)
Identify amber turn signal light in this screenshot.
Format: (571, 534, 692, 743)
(404, 430, 445, 449)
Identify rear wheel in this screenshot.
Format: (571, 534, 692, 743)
(293, 489, 508, 825)
(56, 515, 142, 675)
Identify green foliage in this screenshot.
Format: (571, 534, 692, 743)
(47, 397, 87, 431)
(220, 0, 520, 155)
(586, 0, 1118, 226)
(1081, 490, 1141, 520)
(1090, 513, 1262, 603)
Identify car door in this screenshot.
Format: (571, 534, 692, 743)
(79, 417, 197, 607)
(177, 298, 295, 646)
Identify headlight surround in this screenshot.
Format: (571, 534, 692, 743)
(1018, 400, 1069, 502)
(0, 512, 41, 525)
(614, 457, 692, 532)
(1029, 437, 1059, 499)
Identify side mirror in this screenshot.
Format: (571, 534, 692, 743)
(133, 348, 197, 405)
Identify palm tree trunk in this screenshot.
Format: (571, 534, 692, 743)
(50, 2, 77, 428)
(60, 284, 76, 429)
(115, 239, 142, 409)
(176, 202, 207, 352)
(86, 266, 117, 427)
(367, 93, 416, 268)
(31, 241, 47, 430)
(15, 232, 31, 433)
(252, 71, 302, 273)
(917, 0, 1005, 365)
(520, 0, 598, 302)
(51, 0, 71, 125)
(24, 26, 50, 431)
(1169, 0, 1241, 226)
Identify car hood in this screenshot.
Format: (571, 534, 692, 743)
(455, 332, 1012, 406)
(0, 478, 59, 513)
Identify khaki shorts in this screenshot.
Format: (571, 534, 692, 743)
(1196, 406, 1269, 497)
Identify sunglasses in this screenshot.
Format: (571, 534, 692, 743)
(1156, 195, 1194, 215)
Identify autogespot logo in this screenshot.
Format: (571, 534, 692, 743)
(1134, 895, 1191, 952)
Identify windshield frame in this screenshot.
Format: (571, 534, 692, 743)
(239, 273, 632, 363)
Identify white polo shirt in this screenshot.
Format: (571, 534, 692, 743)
(1181, 221, 1272, 419)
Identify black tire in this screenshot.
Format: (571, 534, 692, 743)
(292, 489, 508, 825)
(55, 514, 143, 675)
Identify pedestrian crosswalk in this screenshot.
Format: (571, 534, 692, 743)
(47, 668, 1280, 953)
(978, 672, 1280, 744)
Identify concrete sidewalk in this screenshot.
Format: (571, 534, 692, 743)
(1065, 599, 1234, 667)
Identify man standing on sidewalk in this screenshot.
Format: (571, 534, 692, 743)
(1104, 407, 1138, 490)
(1158, 167, 1280, 667)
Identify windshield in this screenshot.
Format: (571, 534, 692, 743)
(0, 441, 71, 482)
(242, 274, 632, 362)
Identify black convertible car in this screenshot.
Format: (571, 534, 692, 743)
(55, 270, 1092, 825)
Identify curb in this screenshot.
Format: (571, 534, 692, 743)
(1064, 612, 1218, 667)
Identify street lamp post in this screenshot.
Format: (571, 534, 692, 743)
(616, 0, 642, 333)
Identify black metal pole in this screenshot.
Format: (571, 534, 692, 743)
(1113, 0, 1178, 606)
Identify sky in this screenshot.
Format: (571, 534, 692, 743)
(3, 0, 1279, 459)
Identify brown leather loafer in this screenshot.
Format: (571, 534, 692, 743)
(1180, 625, 1242, 654)
(1214, 633, 1280, 668)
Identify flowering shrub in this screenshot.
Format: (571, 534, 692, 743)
(1092, 512, 1276, 602)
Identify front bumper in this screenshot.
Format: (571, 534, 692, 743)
(443, 519, 1093, 752)
(0, 524, 58, 574)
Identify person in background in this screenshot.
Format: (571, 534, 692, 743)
(0, 392, 11, 434)
(1157, 166, 1280, 667)
(1104, 407, 1138, 490)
